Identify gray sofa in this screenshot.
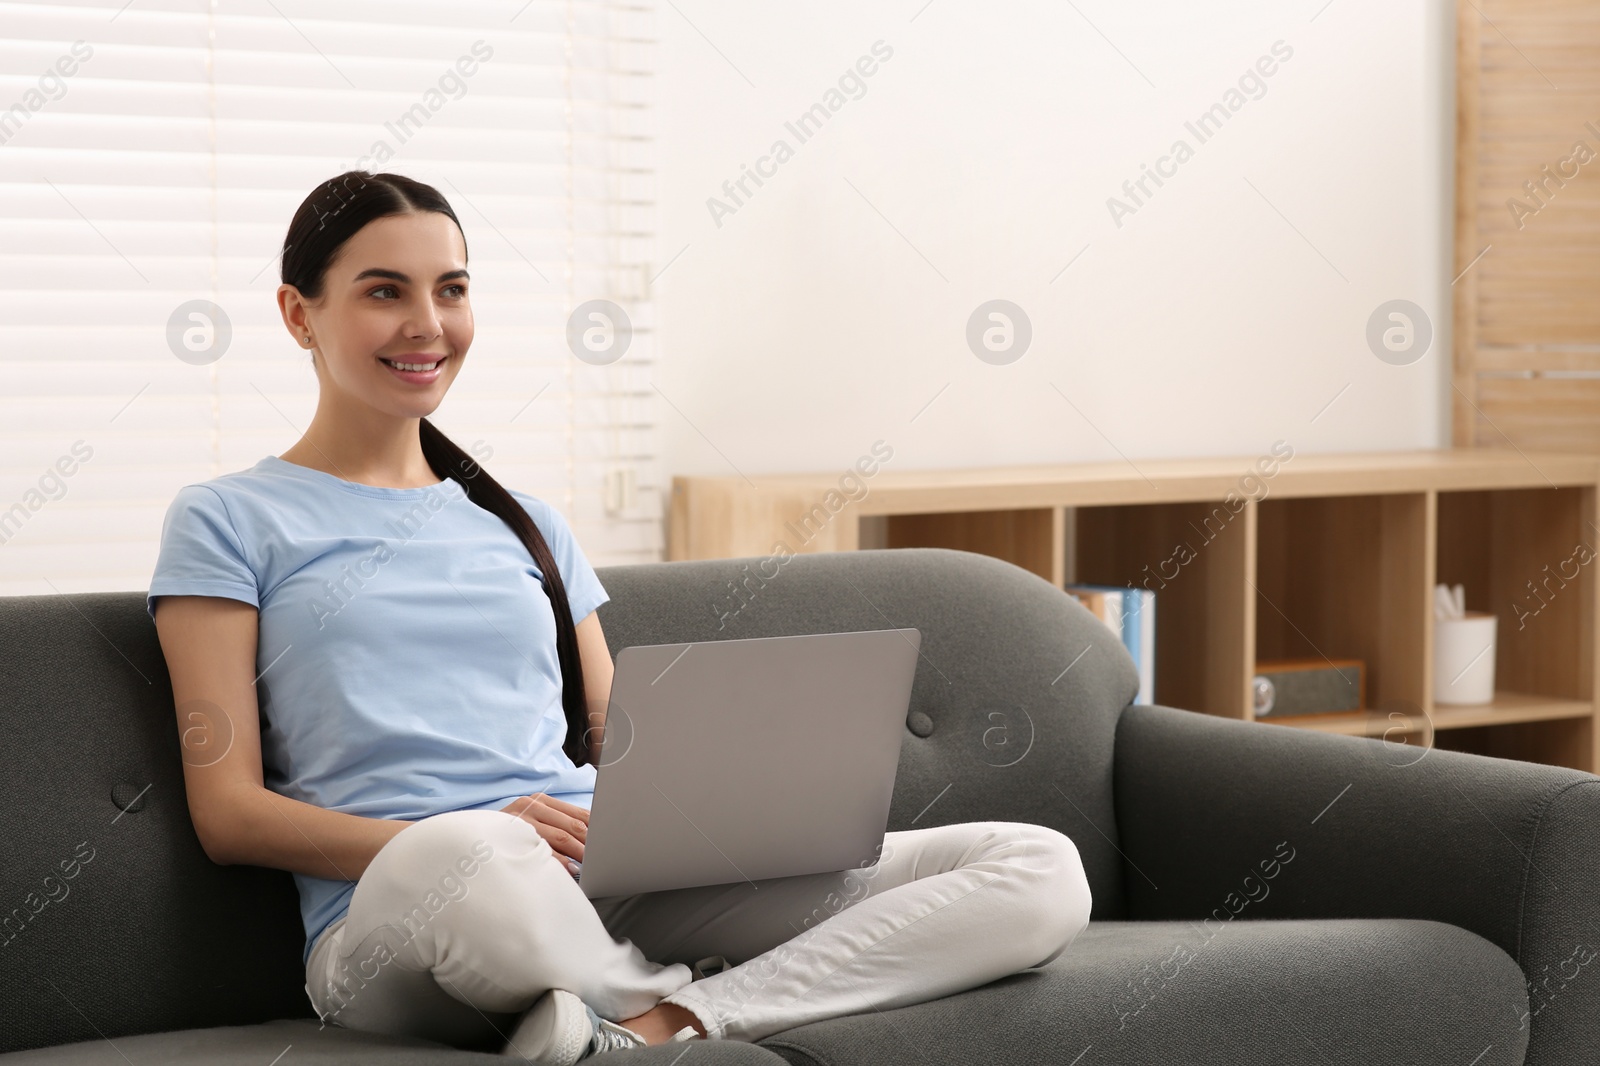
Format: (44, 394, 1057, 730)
(1, 547, 1593, 1065)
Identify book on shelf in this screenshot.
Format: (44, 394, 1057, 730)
(1064, 584, 1155, 705)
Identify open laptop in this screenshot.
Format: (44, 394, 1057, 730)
(573, 627, 922, 899)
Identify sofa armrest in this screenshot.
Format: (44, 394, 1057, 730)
(1114, 703, 1600, 1065)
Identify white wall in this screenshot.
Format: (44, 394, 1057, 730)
(653, 0, 1456, 478)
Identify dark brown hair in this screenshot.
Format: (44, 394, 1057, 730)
(281, 170, 596, 767)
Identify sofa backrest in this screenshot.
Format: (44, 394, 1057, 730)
(0, 588, 313, 1055)
(597, 548, 1138, 893)
(0, 547, 1136, 1054)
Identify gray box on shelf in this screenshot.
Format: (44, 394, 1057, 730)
(1253, 658, 1366, 717)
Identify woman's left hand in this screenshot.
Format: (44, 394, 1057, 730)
(499, 792, 590, 871)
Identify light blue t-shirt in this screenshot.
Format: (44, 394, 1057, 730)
(145, 454, 607, 966)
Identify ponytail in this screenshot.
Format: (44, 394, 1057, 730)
(418, 417, 595, 768)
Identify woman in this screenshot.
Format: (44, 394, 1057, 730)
(147, 170, 1094, 1064)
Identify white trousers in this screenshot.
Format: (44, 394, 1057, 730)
(304, 808, 1092, 1047)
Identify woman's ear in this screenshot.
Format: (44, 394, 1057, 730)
(276, 283, 315, 350)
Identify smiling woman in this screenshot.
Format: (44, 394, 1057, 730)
(146, 168, 628, 1028)
(146, 170, 1092, 1064)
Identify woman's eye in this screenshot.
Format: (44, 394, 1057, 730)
(368, 283, 464, 300)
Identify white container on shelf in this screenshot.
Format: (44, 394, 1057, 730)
(1434, 611, 1498, 705)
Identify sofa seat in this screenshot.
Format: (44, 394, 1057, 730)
(0, 920, 1525, 1066)
(0, 1017, 791, 1066)
(755, 919, 1531, 1066)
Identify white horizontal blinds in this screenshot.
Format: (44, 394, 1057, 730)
(0, 0, 659, 595)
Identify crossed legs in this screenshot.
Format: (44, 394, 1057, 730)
(305, 808, 1092, 1049)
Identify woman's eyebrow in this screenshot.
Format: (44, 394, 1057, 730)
(351, 268, 470, 283)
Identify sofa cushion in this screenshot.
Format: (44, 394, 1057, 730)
(0, 1018, 792, 1065)
(754, 919, 1530, 1066)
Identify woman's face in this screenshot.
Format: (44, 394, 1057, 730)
(281, 210, 473, 418)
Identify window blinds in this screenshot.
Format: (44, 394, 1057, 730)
(0, 0, 659, 594)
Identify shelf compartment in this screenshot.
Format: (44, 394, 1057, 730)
(1254, 493, 1430, 717)
(1258, 689, 1592, 737)
(1071, 500, 1252, 719)
(1431, 713, 1595, 769)
(1436, 486, 1595, 705)
(881, 508, 1064, 586)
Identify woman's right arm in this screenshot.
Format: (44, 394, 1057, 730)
(153, 594, 412, 881)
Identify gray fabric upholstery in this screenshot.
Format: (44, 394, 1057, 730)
(758, 918, 1529, 1066)
(1115, 703, 1600, 1066)
(0, 546, 1571, 1064)
(0, 590, 313, 1052)
(0, 1019, 789, 1065)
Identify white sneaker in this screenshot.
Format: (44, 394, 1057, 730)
(500, 988, 697, 1063)
(690, 955, 729, 981)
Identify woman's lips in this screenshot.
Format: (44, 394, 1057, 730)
(379, 354, 447, 384)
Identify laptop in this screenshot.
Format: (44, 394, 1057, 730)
(573, 627, 922, 899)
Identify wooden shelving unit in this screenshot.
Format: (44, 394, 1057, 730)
(670, 449, 1600, 772)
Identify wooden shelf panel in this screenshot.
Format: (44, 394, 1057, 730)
(1257, 690, 1593, 737)
(674, 449, 1600, 518)
(670, 447, 1600, 771)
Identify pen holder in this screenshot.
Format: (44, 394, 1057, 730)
(1434, 610, 1497, 705)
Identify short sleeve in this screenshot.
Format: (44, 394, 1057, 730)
(146, 484, 261, 622)
(516, 492, 609, 624)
